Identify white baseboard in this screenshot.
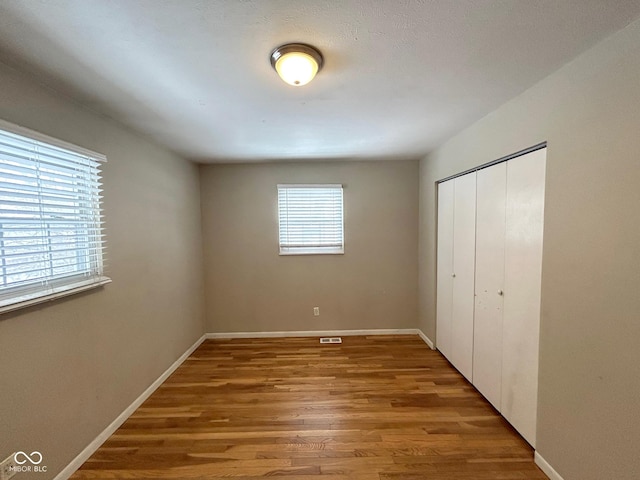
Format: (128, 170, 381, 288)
(416, 329, 435, 349)
(206, 328, 418, 339)
(54, 334, 206, 480)
(206, 328, 436, 350)
(535, 452, 565, 480)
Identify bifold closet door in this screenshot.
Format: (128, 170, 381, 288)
(436, 180, 454, 361)
(436, 172, 476, 380)
(450, 172, 476, 381)
(502, 148, 546, 447)
(473, 162, 507, 410)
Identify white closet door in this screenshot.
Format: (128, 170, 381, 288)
(436, 180, 455, 361)
(473, 163, 507, 409)
(451, 172, 476, 381)
(502, 148, 546, 447)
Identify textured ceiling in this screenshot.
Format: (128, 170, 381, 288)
(0, 0, 639, 163)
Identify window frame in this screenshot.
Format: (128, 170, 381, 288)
(0, 119, 110, 314)
(277, 183, 345, 256)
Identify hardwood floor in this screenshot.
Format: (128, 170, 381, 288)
(71, 335, 548, 479)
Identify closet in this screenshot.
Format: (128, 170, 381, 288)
(436, 147, 546, 447)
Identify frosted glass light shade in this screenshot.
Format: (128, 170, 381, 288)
(270, 43, 323, 87)
(275, 52, 318, 86)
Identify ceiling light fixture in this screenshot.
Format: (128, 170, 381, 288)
(270, 43, 323, 87)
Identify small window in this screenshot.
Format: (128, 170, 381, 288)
(277, 184, 344, 255)
(0, 120, 110, 313)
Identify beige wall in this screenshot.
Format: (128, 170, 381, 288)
(0, 62, 205, 479)
(419, 18, 640, 480)
(201, 161, 419, 333)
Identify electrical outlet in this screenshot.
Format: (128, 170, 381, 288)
(0, 453, 17, 480)
(313, 306, 319, 316)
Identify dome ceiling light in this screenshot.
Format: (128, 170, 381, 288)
(270, 43, 323, 87)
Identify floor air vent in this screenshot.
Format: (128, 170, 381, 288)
(320, 337, 342, 344)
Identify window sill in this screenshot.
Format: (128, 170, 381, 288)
(279, 247, 344, 256)
(0, 276, 112, 315)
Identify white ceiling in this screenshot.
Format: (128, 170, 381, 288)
(0, 1, 639, 163)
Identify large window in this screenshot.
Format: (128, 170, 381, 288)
(277, 184, 344, 255)
(0, 120, 109, 313)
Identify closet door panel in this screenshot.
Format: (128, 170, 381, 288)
(502, 148, 546, 447)
(436, 180, 455, 361)
(451, 172, 476, 381)
(473, 163, 506, 409)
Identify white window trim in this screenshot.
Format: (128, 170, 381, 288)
(0, 277, 111, 314)
(279, 246, 344, 256)
(0, 119, 110, 314)
(0, 119, 107, 162)
(277, 183, 344, 256)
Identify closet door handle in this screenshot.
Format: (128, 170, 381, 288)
(451, 273, 456, 278)
(498, 289, 503, 296)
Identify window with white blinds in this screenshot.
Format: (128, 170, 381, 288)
(277, 184, 344, 255)
(0, 120, 110, 313)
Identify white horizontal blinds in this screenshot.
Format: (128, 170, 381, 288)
(0, 125, 106, 309)
(278, 184, 344, 254)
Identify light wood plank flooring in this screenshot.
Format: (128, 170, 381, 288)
(71, 335, 548, 479)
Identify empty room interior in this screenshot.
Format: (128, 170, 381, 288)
(1, 1, 640, 480)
